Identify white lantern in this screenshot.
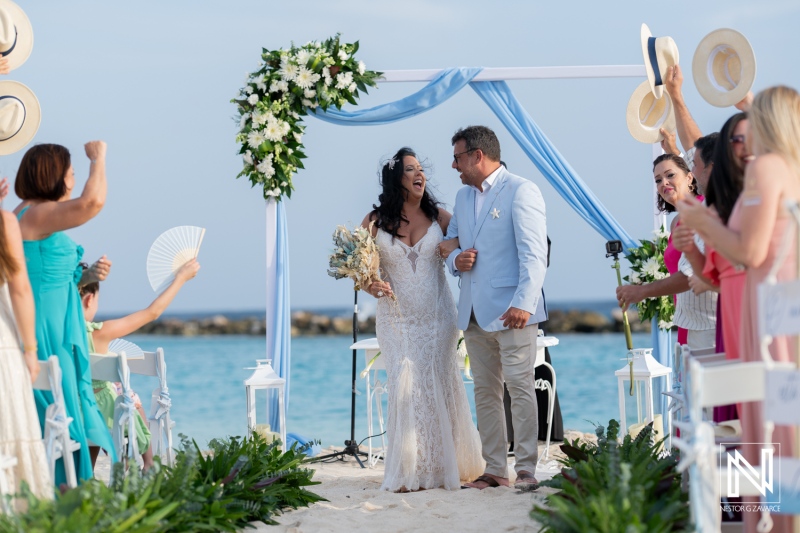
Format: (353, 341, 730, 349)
(244, 359, 286, 450)
(615, 348, 672, 448)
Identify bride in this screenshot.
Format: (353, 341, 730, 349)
(361, 147, 483, 492)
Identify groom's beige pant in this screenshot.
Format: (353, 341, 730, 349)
(464, 314, 538, 478)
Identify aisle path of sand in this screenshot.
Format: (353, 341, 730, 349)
(256, 430, 594, 533)
(95, 430, 595, 532)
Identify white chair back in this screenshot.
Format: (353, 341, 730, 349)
(132, 349, 174, 466)
(31, 356, 79, 488)
(0, 453, 18, 514)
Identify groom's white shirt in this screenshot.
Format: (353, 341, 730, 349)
(445, 166, 548, 332)
(473, 166, 501, 218)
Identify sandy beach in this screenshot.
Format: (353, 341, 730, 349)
(93, 430, 594, 532)
(256, 430, 594, 533)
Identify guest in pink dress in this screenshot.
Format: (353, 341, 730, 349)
(616, 154, 700, 338)
(680, 86, 800, 533)
(676, 113, 751, 423)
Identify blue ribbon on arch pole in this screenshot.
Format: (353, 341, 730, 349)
(310, 66, 673, 407)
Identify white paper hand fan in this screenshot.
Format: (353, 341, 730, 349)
(147, 226, 205, 293)
(108, 338, 145, 360)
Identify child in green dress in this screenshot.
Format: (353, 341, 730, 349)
(80, 258, 200, 470)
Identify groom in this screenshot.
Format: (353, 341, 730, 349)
(440, 126, 548, 490)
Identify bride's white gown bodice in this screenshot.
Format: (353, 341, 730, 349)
(375, 223, 483, 490)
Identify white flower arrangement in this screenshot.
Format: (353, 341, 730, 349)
(233, 35, 382, 200)
(623, 225, 675, 331)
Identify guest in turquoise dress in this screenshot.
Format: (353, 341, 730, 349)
(13, 141, 115, 484)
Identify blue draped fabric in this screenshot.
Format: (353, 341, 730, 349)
(310, 66, 670, 404)
(269, 201, 291, 433)
(650, 317, 675, 421)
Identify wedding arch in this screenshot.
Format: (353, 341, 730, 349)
(245, 50, 673, 433)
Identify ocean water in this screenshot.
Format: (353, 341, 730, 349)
(126, 331, 652, 449)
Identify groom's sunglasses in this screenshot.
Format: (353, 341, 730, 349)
(453, 148, 476, 163)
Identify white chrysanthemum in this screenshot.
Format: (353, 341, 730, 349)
(335, 71, 354, 90)
(255, 79, 267, 92)
(659, 320, 674, 330)
(324, 75, 333, 87)
(247, 94, 259, 105)
(251, 111, 269, 126)
(653, 271, 667, 280)
(257, 154, 275, 177)
(247, 130, 266, 149)
(322, 67, 330, 78)
(264, 120, 283, 142)
(642, 257, 661, 278)
(338, 49, 348, 61)
(294, 67, 314, 89)
(280, 120, 291, 135)
(296, 49, 313, 65)
(280, 62, 299, 82)
(243, 151, 253, 165)
(348, 82, 357, 93)
(304, 88, 316, 98)
(357, 60, 366, 75)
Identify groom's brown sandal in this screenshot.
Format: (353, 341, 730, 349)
(513, 471, 539, 491)
(462, 475, 503, 490)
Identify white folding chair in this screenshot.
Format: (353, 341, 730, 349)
(90, 351, 142, 470)
(128, 348, 175, 466)
(535, 333, 559, 462)
(32, 356, 80, 489)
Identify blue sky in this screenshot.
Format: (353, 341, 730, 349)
(4, 0, 800, 314)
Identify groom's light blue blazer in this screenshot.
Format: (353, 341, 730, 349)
(445, 167, 548, 332)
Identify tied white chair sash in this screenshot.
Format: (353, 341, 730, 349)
(149, 386, 173, 464)
(673, 422, 721, 533)
(43, 404, 73, 482)
(112, 394, 142, 469)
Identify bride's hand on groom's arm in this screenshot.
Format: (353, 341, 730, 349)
(367, 280, 393, 299)
(437, 238, 460, 259)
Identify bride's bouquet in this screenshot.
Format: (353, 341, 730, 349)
(327, 223, 389, 296)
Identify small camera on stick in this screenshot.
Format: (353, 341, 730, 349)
(605, 240, 623, 257)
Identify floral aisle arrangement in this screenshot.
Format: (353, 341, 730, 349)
(623, 226, 675, 331)
(233, 35, 382, 200)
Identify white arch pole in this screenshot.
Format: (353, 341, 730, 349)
(378, 65, 645, 83)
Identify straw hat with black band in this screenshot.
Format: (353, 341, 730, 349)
(640, 23, 679, 100)
(0, 80, 40, 155)
(0, 0, 32, 71)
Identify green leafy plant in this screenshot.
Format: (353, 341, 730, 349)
(0, 432, 323, 533)
(532, 420, 690, 533)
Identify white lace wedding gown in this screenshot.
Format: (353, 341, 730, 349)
(0, 284, 52, 509)
(376, 223, 484, 491)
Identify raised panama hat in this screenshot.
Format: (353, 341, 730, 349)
(0, 81, 41, 155)
(626, 80, 676, 144)
(640, 24, 679, 100)
(0, 0, 33, 71)
(692, 28, 756, 108)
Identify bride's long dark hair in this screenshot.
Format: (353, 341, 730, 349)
(370, 147, 441, 239)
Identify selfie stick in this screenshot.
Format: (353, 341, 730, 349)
(606, 242, 634, 351)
